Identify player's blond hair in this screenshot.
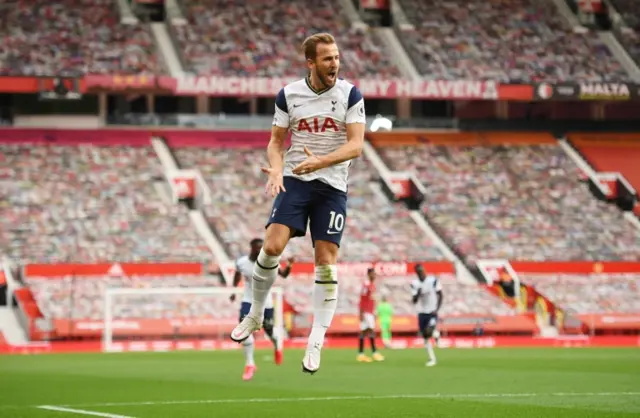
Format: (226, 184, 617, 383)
(302, 33, 336, 60)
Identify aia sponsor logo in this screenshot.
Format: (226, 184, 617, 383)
(297, 117, 339, 133)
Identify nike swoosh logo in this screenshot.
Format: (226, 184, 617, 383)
(326, 230, 340, 235)
(293, 104, 302, 108)
(324, 298, 336, 302)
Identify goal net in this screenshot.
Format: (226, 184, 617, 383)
(102, 286, 284, 353)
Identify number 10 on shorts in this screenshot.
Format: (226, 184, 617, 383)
(327, 210, 344, 234)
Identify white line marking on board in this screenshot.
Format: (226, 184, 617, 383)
(37, 405, 135, 418)
(48, 391, 640, 408)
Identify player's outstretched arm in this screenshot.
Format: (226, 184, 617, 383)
(278, 257, 295, 278)
(411, 283, 421, 304)
(229, 270, 242, 302)
(262, 125, 289, 196)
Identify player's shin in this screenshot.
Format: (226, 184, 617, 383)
(307, 264, 338, 349)
(425, 339, 436, 365)
(248, 249, 281, 318)
(358, 333, 365, 353)
(369, 333, 377, 353)
(381, 325, 392, 347)
(264, 326, 277, 347)
(242, 334, 255, 367)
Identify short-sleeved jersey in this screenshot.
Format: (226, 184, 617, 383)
(235, 255, 274, 308)
(359, 280, 376, 313)
(272, 78, 366, 193)
(411, 276, 442, 314)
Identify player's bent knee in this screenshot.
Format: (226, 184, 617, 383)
(263, 224, 291, 256)
(314, 240, 339, 265)
(423, 327, 435, 339)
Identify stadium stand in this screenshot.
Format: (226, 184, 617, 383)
(609, 0, 640, 66)
(24, 272, 521, 338)
(171, 0, 402, 78)
(377, 136, 640, 262)
(396, 0, 632, 82)
(25, 275, 223, 321)
(569, 134, 640, 193)
(173, 147, 445, 262)
(522, 273, 640, 315)
(0, 144, 210, 263)
(0, 0, 162, 76)
(283, 273, 515, 317)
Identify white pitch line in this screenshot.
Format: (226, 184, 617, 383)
(50, 392, 640, 408)
(37, 405, 134, 418)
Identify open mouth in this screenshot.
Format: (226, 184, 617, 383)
(327, 71, 337, 82)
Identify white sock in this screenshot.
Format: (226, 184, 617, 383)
(425, 339, 436, 362)
(248, 249, 281, 318)
(307, 265, 338, 350)
(270, 328, 280, 351)
(242, 335, 255, 366)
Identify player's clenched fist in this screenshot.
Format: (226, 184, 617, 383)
(292, 146, 326, 175)
(261, 167, 286, 197)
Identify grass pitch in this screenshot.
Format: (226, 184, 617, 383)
(1, 348, 639, 417)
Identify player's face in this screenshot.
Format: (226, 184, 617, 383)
(368, 271, 376, 281)
(309, 43, 340, 88)
(250, 241, 263, 257)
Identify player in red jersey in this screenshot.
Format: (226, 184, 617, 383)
(357, 268, 384, 362)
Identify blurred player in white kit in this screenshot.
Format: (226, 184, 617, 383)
(412, 264, 444, 367)
(231, 238, 294, 381)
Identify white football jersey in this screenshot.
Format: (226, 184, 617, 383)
(235, 255, 274, 308)
(272, 77, 366, 193)
(411, 276, 442, 314)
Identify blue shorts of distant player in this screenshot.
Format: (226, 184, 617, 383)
(418, 312, 438, 333)
(266, 176, 348, 247)
(239, 302, 274, 328)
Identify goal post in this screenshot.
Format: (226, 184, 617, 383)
(102, 286, 285, 353)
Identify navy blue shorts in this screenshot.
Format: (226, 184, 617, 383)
(266, 176, 348, 247)
(418, 313, 438, 333)
(239, 302, 274, 328)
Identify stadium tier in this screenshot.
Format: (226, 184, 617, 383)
(22, 270, 533, 341)
(396, 0, 633, 82)
(0, 0, 162, 76)
(375, 133, 640, 263)
(521, 273, 640, 330)
(173, 147, 445, 262)
(0, 144, 211, 263)
(523, 273, 640, 316)
(569, 133, 640, 195)
(609, 0, 640, 66)
(2, 0, 636, 81)
(172, 0, 401, 78)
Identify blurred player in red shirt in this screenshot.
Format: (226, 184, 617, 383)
(357, 268, 384, 362)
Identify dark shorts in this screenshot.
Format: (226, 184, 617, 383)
(239, 302, 274, 328)
(418, 313, 438, 333)
(266, 176, 348, 247)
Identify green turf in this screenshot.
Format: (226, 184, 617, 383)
(0, 348, 639, 417)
